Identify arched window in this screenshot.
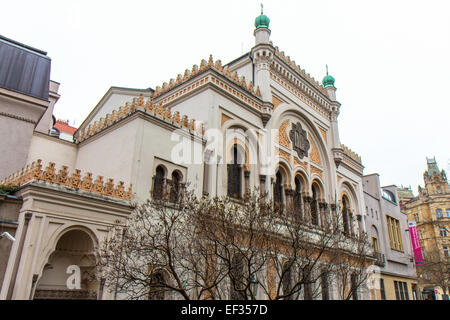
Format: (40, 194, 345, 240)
(148, 270, 167, 300)
(169, 171, 182, 203)
(294, 177, 303, 219)
(342, 196, 351, 235)
(153, 165, 166, 200)
(227, 145, 242, 199)
(273, 170, 283, 211)
(311, 184, 321, 226)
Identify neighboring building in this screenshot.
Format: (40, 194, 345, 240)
(399, 158, 450, 300)
(0, 12, 374, 300)
(0, 35, 60, 179)
(52, 119, 77, 142)
(363, 174, 419, 300)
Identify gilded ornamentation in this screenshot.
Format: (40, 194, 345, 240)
(93, 176, 104, 193)
(0, 160, 133, 200)
(155, 104, 164, 117)
(224, 66, 231, 77)
(130, 98, 136, 112)
(104, 178, 115, 195)
(183, 69, 190, 81)
(221, 113, 232, 126)
(278, 120, 290, 148)
(165, 107, 172, 121)
(146, 99, 154, 113)
(309, 133, 322, 166)
(173, 111, 181, 125)
(42, 162, 56, 182)
(191, 64, 198, 75)
(256, 86, 261, 97)
(69, 169, 82, 188)
(272, 95, 283, 109)
(182, 115, 189, 128)
(137, 94, 145, 110)
(208, 55, 214, 67)
(80, 173, 93, 191)
(310, 166, 323, 180)
(190, 119, 195, 131)
(56, 166, 69, 184)
(199, 59, 207, 71)
(215, 60, 223, 72)
(294, 156, 308, 172)
(115, 181, 125, 198)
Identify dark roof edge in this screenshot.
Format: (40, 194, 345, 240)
(110, 86, 154, 92)
(0, 34, 48, 57)
(224, 52, 251, 68)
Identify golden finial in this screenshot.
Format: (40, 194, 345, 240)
(208, 55, 214, 66)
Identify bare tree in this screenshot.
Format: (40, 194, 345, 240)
(418, 247, 450, 299)
(97, 189, 373, 300)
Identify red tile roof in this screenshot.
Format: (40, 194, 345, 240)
(54, 120, 77, 135)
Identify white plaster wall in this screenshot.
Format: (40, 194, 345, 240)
(133, 117, 204, 202)
(26, 133, 78, 172)
(75, 119, 138, 187)
(87, 92, 144, 129)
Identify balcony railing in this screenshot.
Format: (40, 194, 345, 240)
(374, 252, 386, 267)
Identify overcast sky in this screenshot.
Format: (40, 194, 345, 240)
(2, 0, 449, 192)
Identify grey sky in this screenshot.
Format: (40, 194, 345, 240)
(1, 0, 449, 192)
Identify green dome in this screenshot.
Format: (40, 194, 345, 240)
(322, 74, 335, 88)
(255, 14, 270, 29)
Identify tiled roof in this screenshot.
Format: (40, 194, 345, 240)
(54, 120, 77, 135)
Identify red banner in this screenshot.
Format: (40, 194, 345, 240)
(408, 221, 423, 265)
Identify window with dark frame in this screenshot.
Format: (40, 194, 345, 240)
(380, 278, 386, 300)
(153, 165, 165, 200)
(227, 145, 242, 199)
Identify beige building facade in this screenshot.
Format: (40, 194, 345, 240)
(400, 158, 450, 300)
(1, 13, 376, 299)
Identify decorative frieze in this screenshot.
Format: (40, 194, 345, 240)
(76, 94, 204, 143)
(0, 160, 133, 201)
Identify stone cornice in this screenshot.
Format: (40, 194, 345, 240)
(0, 111, 36, 124)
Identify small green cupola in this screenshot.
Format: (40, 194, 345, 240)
(322, 65, 335, 88)
(255, 6, 270, 29)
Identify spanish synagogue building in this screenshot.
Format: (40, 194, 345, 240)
(0, 12, 371, 300)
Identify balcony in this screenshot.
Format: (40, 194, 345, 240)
(374, 252, 386, 267)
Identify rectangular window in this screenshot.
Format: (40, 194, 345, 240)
(444, 247, 449, 257)
(394, 281, 400, 300)
(403, 282, 409, 300)
(387, 216, 403, 251)
(447, 209, 450, 218)
(398, 281, 405, 300)
(380, 279, 386, 300)
(440, 227, 447, 237)
(436, 209, 443, 219)
(372, 237, 379, 253)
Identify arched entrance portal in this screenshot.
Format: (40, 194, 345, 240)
(33, 229, 98, 300)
